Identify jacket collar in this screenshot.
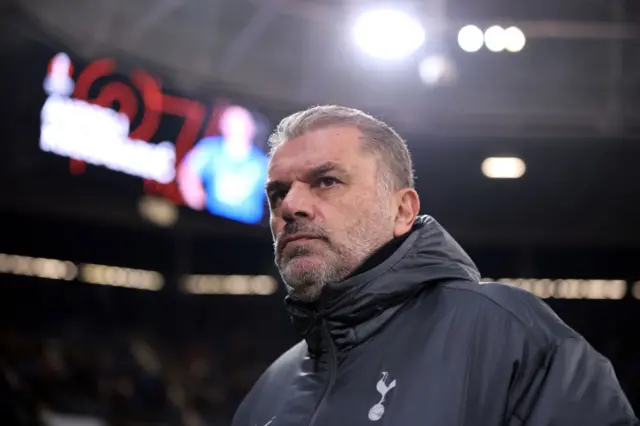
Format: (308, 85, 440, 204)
(285, 215, 481, 354)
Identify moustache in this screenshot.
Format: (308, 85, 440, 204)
(275, 221, 328, 252)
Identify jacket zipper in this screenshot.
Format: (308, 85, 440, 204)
(308, 319, 338, 426)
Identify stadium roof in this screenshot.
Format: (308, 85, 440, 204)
(1, 0, 639, 249)
(8, 0, 640, 138)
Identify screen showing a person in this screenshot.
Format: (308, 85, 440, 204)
(37, 51, 270, 225)
(177, 106, 268, 224)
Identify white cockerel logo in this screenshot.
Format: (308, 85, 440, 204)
(368, 372, 397, 421)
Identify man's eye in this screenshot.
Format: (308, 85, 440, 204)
(317, 177, 340, 188)
(268, 191, 285, 205)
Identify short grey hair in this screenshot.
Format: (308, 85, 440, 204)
(268, 105, 414, 190)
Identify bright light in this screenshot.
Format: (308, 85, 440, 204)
(418, 55, 456, 85)
(182, 275, 278, 295)
(504, 26, 526, 52)
(0, 253, 77, 281)
(41, 91, 175, 184)
(481, 157, 526, 179)
(502, 278, 628, 300)
(80, 264, 164, 291)
(484, 26, 505, 52)
(138, 196, 178, 227)
(353, 9, 425, 60)
(457, 25, 484, 53)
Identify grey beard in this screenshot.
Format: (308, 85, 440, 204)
(274, 194, 395, 302)
(282, 270, 326, 302)
(277, 245, 353, 302)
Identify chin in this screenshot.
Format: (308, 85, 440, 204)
(281, 256, 323, 279)
(291, 252, 324, 265)
(285, 279, 325, 303)
(281, 254, 325, 278)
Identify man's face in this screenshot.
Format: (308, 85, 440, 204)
(220, 106, 255, 143)
(266, 126, 396, 302)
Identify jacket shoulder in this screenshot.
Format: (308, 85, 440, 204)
(232, 340, 306, 426)
(438, 280, 579, 345)
(250, 339, 307, 396)
(263, 339, 307, 380)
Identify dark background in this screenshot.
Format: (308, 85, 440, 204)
(0, 0, 639, 425)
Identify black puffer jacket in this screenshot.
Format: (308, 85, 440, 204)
(232, 216, 637, 426)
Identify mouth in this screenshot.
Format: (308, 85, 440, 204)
(279, 234, 322, 251)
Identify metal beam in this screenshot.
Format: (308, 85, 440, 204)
(217, 0, 289, 78)
(251, 0, 640, 40)
(85, 1, 121, 56)
(603, 0, 625, 133)
(487, 19, 638, 40)
(123, 0, 186, 48)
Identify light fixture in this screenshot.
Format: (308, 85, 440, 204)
(484, 26, 506, 52)
(353, 9, 425, 60)
(504, 26, 526, 52)
(457, 25, 484, 53)
(418, 55, 456, 85)
(481, 157, 526, 178)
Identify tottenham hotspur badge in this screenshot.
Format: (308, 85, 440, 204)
(368, 372, 396, 421)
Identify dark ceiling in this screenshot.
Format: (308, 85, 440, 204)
(0, 0, 638, 250)
(6, 0, 640, 137)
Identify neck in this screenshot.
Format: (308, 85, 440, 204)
(347, 233, 410, 279)
(285, 229, 419, 354)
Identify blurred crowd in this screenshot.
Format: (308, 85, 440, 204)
(0, 325, 271, 426)
(0, 287, 638, 426)
(2, 322, 639, 426)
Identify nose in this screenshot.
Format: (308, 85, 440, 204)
(280, 182, 314, 223)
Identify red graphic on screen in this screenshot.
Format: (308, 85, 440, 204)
(67, 56, 214, 205)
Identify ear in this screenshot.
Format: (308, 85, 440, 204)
(393, 188, 420, 237)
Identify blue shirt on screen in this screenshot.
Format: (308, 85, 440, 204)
(185, 136, 268, 224)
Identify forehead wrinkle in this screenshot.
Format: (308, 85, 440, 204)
(268, 158, 348, 186)
(267, 127, 375, 182)
(274, 126, 364, 155)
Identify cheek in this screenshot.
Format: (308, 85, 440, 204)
(347, 195, 389, 227)
(270, 216, 283, 237)
(326, 196, 370, 231)
(344, 193, 373, 214)
(317, 189, 384, 235)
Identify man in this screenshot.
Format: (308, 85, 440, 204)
(177, 105, 268, 224)
(232, 105, 638, 426)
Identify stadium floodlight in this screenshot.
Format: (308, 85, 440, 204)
(457, 25, 484, 53)
(418, 55, 456, 85)
(504, 26, 526, 52)
(484, 26, 506, 52)
(481, 157, 526, 179)
(353, 9, 425, 60)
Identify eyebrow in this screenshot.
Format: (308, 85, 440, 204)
(307, 161, 348, 180)
(265, 161, 348, 194)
